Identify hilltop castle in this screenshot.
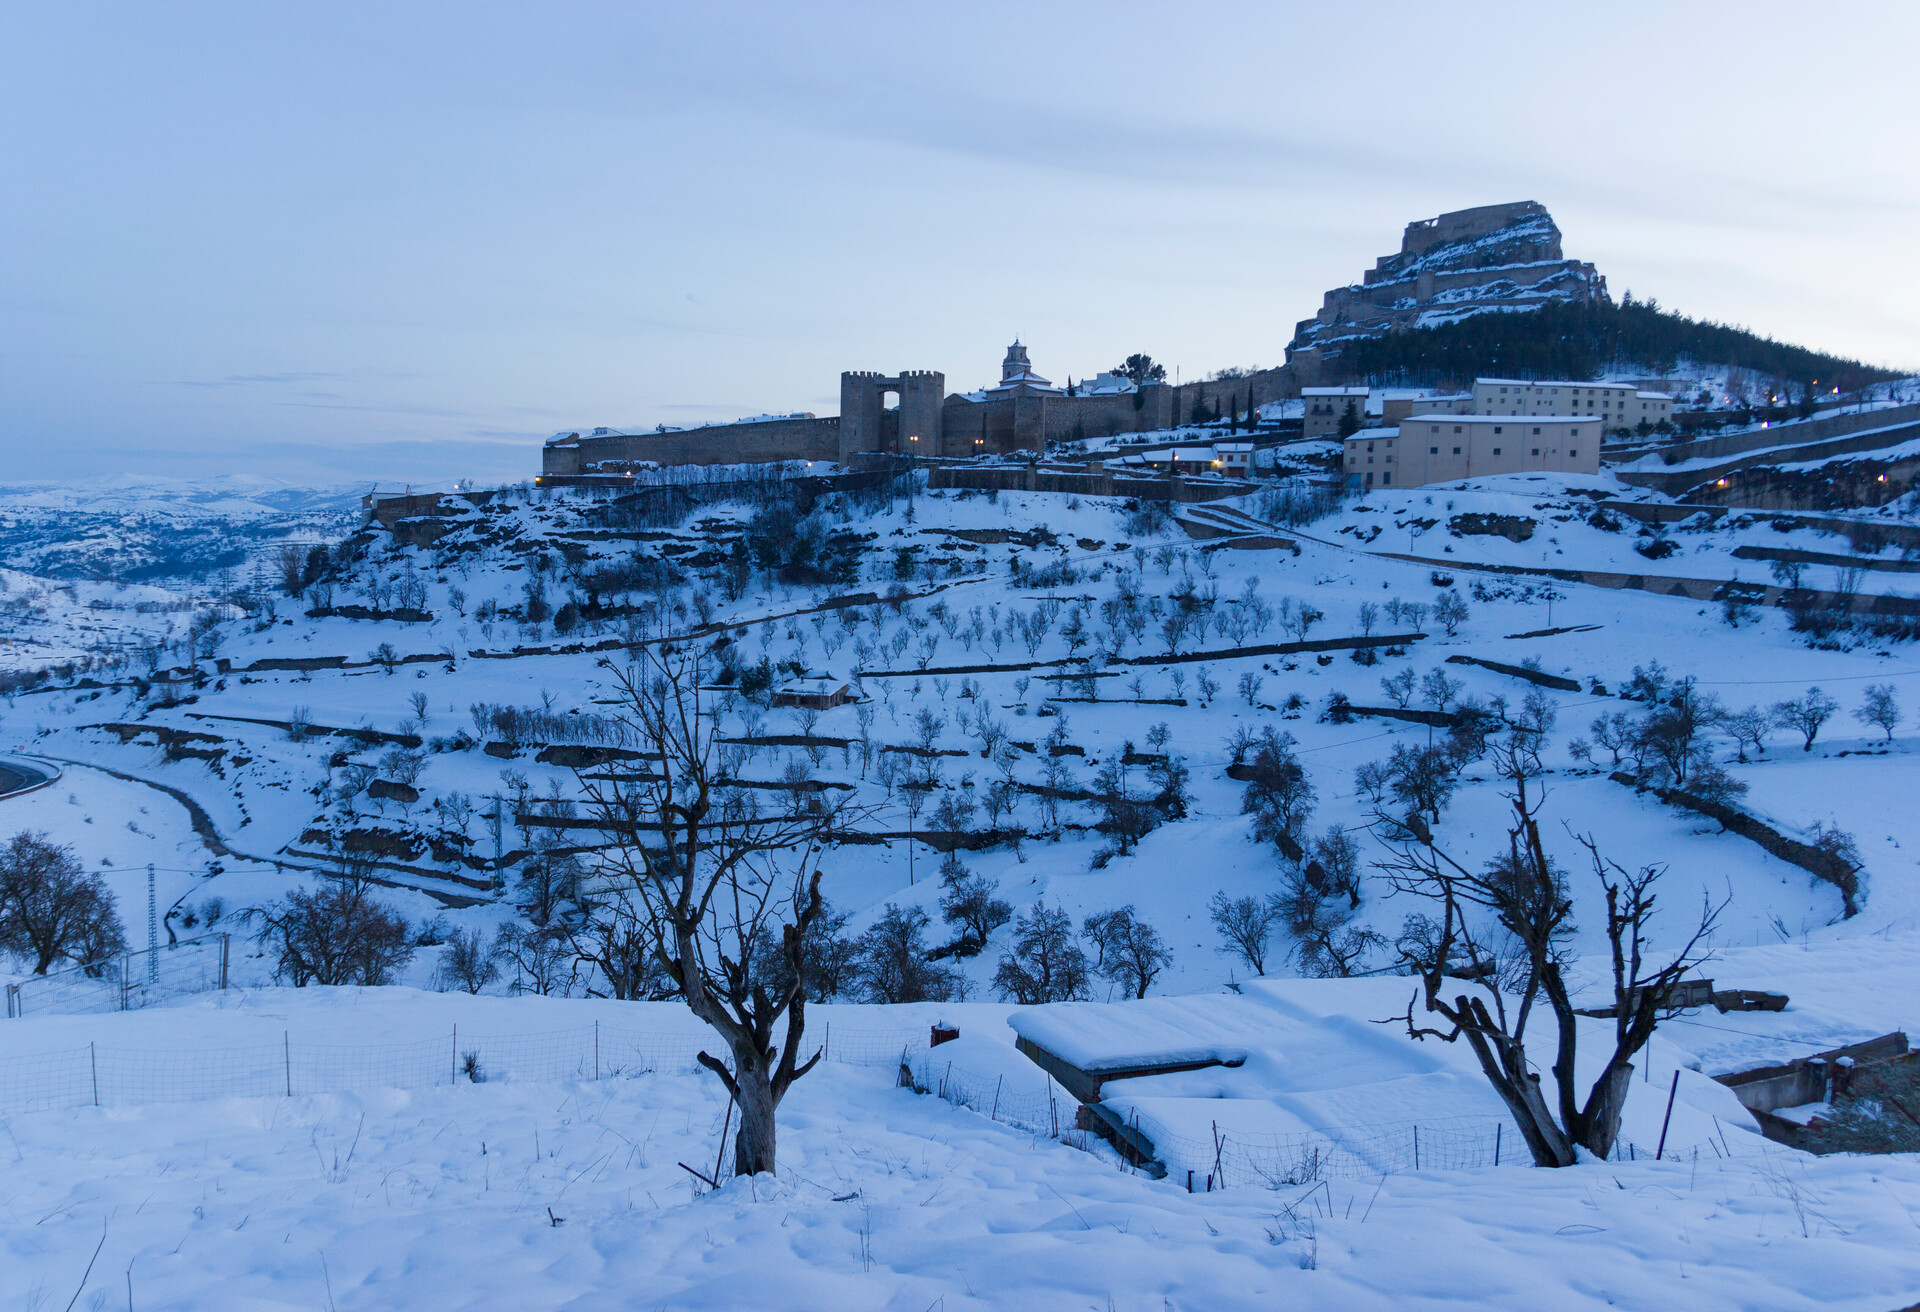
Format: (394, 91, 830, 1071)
(540, 202, 1615, 477)
(543, 341, 1231, 476)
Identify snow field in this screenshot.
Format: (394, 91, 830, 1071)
(3, 991, 1919, 1310)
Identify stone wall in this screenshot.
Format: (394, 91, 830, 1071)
(543, 417, 842, 474)
(927, 463, 1258, 503)
(1609, 403, 1920, 466)
(1613, 419, 1920, 498)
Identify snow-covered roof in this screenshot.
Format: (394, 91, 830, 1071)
(1302, 386, 1371, 397)
(774, 676, 847, 694)
(1476, 378, 1637, 390)
(1073, 372, 1137, 396)
(1404, 414, 1605, 425)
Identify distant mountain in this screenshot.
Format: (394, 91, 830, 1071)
(0, 478, 360, 583)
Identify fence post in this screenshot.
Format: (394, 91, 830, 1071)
(219, 933, 229, 990)
(992, 1075, 1002, 1122)
(6, 981, 17, 1019)
(284, 1030, 291, 1097)
(1212, 1121, 1223, 1187)
(452, 1025, 458, 1085)
(1494, 1122, 1501, 1166)
(1413, 1124, 1420, 1171)
(595, 1021, 600, 1081)
(1655, 1069, 1681, 1160)
(90, 1042, 98, 1107)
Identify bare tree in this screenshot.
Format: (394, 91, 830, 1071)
(853, 904, 962, 1003)
(580, 648, 861, 1177)
(1082, 904, 1172, 999)
(1208, 891, 1274, 976)
(0, 831, 125, 974)
(1721, 705, 1772, 762)
(440, 927, 499, 994)
(1373, 749, 1721, 1167)
(993, 899, 1089, 1003)
(1772, 686, 1839, 751)
(1855, 683, 1901, 742)
(241, 868, 415, 987)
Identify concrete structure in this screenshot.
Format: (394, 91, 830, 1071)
(1473, 378, 1672, 431)
(1345, 414, 1601, 488)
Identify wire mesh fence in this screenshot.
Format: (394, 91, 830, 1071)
(5, 933, 230, 1019)
(0, 1020, 930, 1116)
(898, 1049, 1769, 1190)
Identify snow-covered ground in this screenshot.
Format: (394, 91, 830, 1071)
(3, 472, 1919, 1307)
(3, 987, 1919, 1311)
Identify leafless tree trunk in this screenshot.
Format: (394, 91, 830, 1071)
(1374, 739, 1721, 1166)
(581, 648, 862, 1177)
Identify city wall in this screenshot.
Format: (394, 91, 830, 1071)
(543, 416, 842, 474)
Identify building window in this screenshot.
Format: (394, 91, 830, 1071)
(1429, 446, 1438, 454)
(1532, 427, 1541, 435)
(1452, 447, 1461, 455)
(1569, 449, 1577, 458)
(1493, 426, 1503, 434)
(1430, 425, 1439, 434)
(1531, 448, 1540, 456)
(1571, 428, 1580, 436)
(1492, 447, 1502, 455)
(1382, 473, 1391, 485)
(1453, 425, 1462, 433)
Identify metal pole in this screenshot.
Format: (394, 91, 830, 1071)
(219, 933, 229, 990)
(146, 864, 158, 984)
(452, 1025, 458, 1085)
(1656, 1069, 1681, 1160)
(284, 1031, 291, 1097)
(90, 1042, 99, 1106)
(594, 1021, 600, 1081)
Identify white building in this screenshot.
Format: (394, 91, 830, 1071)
(1344, 414, 1601, 489)
(1472, 378, 1672, 431)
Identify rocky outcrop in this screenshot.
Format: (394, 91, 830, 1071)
(1287, 202, 1608, 375)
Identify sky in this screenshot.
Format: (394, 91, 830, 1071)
(3, 2, 1918, 486)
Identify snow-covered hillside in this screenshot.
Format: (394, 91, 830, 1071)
(3, 469, 1919, 1309)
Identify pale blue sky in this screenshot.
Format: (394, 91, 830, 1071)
(3, 2, 1916, 483)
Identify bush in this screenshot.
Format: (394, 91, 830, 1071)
(439, 927, 499, 994)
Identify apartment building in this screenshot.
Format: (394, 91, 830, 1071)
(1472, 378, 1672, 431)
(1343, 414, 1601, 489)
(1303, 386, 1473, 439)
(1302, 387, 1371, 440)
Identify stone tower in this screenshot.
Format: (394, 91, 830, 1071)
(839, 370, 945, 462)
